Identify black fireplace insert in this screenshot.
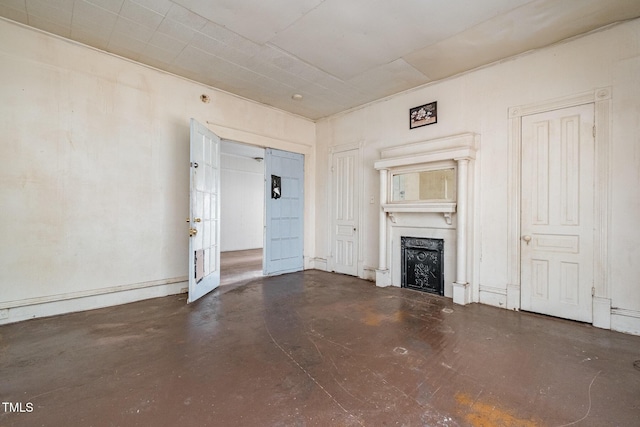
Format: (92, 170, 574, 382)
(401, 236, 444, 295)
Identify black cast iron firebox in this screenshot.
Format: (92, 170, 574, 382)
(401, 237, 444, 295)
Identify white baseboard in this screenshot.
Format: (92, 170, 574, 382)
(308, 257, 328, 271)
(0, 278, 187, 326)
(611, 308, 640, 336)
(479, 285, 507, 309)
(362, 266, 376, 282)
(592, 297, 611, 329)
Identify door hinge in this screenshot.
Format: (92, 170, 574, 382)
(591, 287, 595, 297)
(592, 125, 596, 138)
(331, 166, 334, 173)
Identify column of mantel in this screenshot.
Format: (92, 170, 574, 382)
(375, 168, 391, 286)
(453, 158, 471, 304)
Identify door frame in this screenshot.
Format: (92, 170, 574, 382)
(506, 88, 612, 328)
(328, 141, 363, 277)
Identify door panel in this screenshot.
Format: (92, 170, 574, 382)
(188, 119, 221, 303)
(520, 104, 594, 322)
(264, 148, 304, 275)
(331, 149, 359, 276)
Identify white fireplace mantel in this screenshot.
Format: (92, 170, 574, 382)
(373, 133, 477, 305)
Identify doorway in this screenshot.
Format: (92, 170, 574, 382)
(218, 142, 306, 284)
(220, 140, 266, 286)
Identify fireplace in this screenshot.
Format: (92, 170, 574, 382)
(401, 237, 444, 295)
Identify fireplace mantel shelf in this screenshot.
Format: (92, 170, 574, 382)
(382, 202, 456, 213)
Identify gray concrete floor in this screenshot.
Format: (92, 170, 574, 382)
(1, 252, 639, 426)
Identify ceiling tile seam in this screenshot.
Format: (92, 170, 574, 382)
(185, 22, 334, 95)
(263, 41, 348, 83)
(157, 20, 200, 64)
(140, 6, 208, 70)
(358, 57, 431, 83)
(159, 1, 358, 93)
(198, 20, 261, 51)
(134, 2, 361, 103)
(22, 13, 55, 32)
(266, 0, 328, 41)
(262, 42, 369, 100)
(116, 21, 168, 58)
(406, 0, 543, 58)
(24, 1, 73, 26)
(79, 0, 126, 50)
(174, 43, 300, 94)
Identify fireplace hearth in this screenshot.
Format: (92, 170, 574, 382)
(401, 237, 444, 295)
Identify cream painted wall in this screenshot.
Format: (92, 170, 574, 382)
(0, 19, 315, 323)
(220, 153, 264, 252)
(316, 19, 640, 334)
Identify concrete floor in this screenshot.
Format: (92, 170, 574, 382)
(1, 254, 639, 426)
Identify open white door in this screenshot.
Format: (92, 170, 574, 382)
(188, 118, 221, 303)
(264, 148, 304, 275)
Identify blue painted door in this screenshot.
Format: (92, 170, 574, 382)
(264, 148, 304, 275)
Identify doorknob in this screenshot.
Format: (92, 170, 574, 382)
(189, 228, 198, 237)
(522, 235, 532, 245)
(194, 218, 202, 223)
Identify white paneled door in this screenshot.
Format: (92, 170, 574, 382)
(188, 119, 221, 303)
(331, 149, 359, 276)
(264, 148, 304, 275)
(520, 104, 595, 322)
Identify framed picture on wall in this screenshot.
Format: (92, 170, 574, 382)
(409, 101, 437, 129)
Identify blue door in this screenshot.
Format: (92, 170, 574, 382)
(264, 148, 304, 275)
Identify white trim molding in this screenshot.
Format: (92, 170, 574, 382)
(507, 88, 612, 328)
(0, 278, 187, 325)
(611, 308, 640, 336)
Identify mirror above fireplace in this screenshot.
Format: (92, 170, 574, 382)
(391, 167, 456, 203)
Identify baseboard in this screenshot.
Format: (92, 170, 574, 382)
(611, 308, 640, 336)
(362, 265, 376, 282)
(506, 283, 521, 310)
(592, 297, 611, 329)
(479, 285, 507, 309)
(310, 257, 328, 271)
(0, 278, 187, 326)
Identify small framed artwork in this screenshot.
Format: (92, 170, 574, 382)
(271, 175, 281, 199)
(409, 101, 437, 129)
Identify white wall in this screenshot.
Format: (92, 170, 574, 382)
(220, 152, 264, 252)
(316, 19, 640, 335)
(0, 19, 315, 324)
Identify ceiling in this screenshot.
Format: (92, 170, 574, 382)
(1, 0, 640, 120)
